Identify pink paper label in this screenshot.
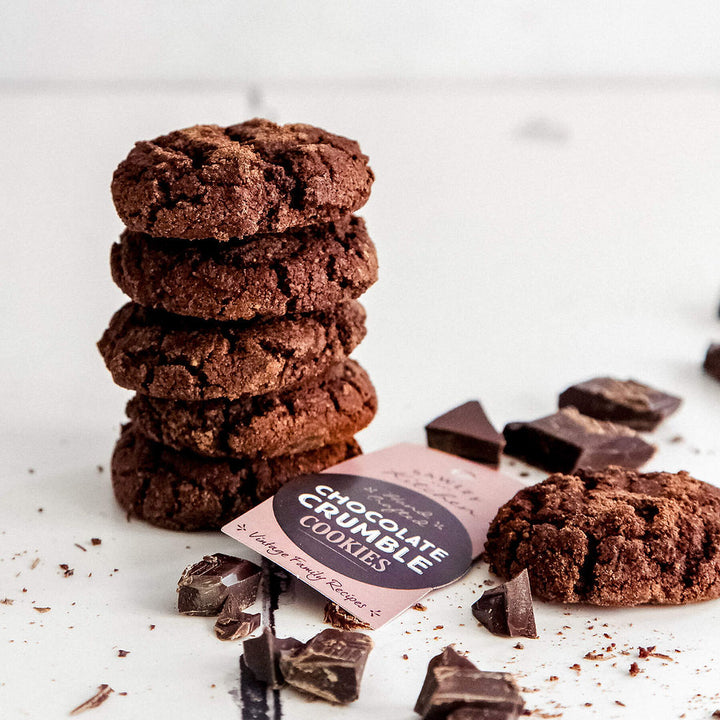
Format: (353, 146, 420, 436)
(221, 444, 523, 629)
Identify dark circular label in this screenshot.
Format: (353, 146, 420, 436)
(272, 473, 472, 590)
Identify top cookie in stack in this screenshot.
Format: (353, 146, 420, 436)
(99, 119, 378, 531)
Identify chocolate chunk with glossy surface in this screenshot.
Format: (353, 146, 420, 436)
(415, 646, 478, 716)
(177, 553, 260, 616)
(242, 627, 304, 688)
(426, 401, 505, 466)
(471, 569, 537, 639)
(279, 628, 373, 703)
(415, 656, 524, 720)
(503, 407, 655, 473)
(214, 607, 261, 641)
(559, 377, 681, 431)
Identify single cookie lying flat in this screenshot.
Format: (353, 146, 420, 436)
(110, 216, 378, 321)
(126, 359, 377, 459)
(111, 119, 374, 240)
(112, 423, 361, 531)
(484, 466, 720, 606)
(97, 301, 366, 400)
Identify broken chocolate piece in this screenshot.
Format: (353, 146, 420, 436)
(323, 601, 372, 630)
(214, 584, 261, 640)
(503, 407, 655, 473)
(426, 401, 505, 466)
(704, 344, 720, 383)
(471, 569, 537, 639)
(177, 553, 260, 616)
(242, 626, 303, 688)
(279, 628, 373, 703)
(415, 646, 478, 716)
(558, 377, 681, 431)
(415, 663, 524, 720)
(70, 684, 114, 715)
(214, 611, 261, 641)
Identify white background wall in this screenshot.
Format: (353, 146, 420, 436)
(3, 0, 720, 84)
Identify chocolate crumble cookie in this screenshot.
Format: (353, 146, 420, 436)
(126, 359, 377, 459)
(485, 466, 720, 606)
(97, 301, 366, 400)
(110, 216, 378, 321)
(111, 119, 374, 240)
(112, 423, 361, 531)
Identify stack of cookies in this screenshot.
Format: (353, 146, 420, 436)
(98, 119, 378, 531)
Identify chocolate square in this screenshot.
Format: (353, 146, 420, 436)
(559, 377, 681, 431)
(503, 407, 655, 473)
(279, 628, 373, 703)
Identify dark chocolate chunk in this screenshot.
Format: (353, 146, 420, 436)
(558, 377, 681, 431)
(214, 610, 261, 641)
(415, 647, 478, 716)
(279, 628, 373, 703)
(426, 401, 505, 466)
(323, 601, 372, 630)
(704, 344, 720, 383)
(242, 627, 303, 688)
(213, 581, 262, 640)
(177, 553, 260, 616)
(415, 658, 524, 720)
(471, 569, 537, 639)
(503, 407, 655, 473)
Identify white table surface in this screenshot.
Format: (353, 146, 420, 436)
(2, 81, 720, 719)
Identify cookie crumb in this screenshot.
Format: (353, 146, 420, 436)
(412, 603, 426, 611)
(91, 538, 102, 546)
(638, 645, 656, 658)
(117, 650, 130, 658)
(569, 664, 581, 673)
(75, 543, 87, 552)
(1, 598, 13, 605)
(629, 662, 640, 676)
(33, 607, 51, 613)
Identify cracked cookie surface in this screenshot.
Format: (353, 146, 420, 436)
(97, 301, 366, 400)
(126, 359, 377, 459)
(111, 215, 378, 321)
(484, 466, 720, 606)
(111, 119, 374, 240)
(112, 423, 362, 531)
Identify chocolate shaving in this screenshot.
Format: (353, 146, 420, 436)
(70, 685, 114, 715)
